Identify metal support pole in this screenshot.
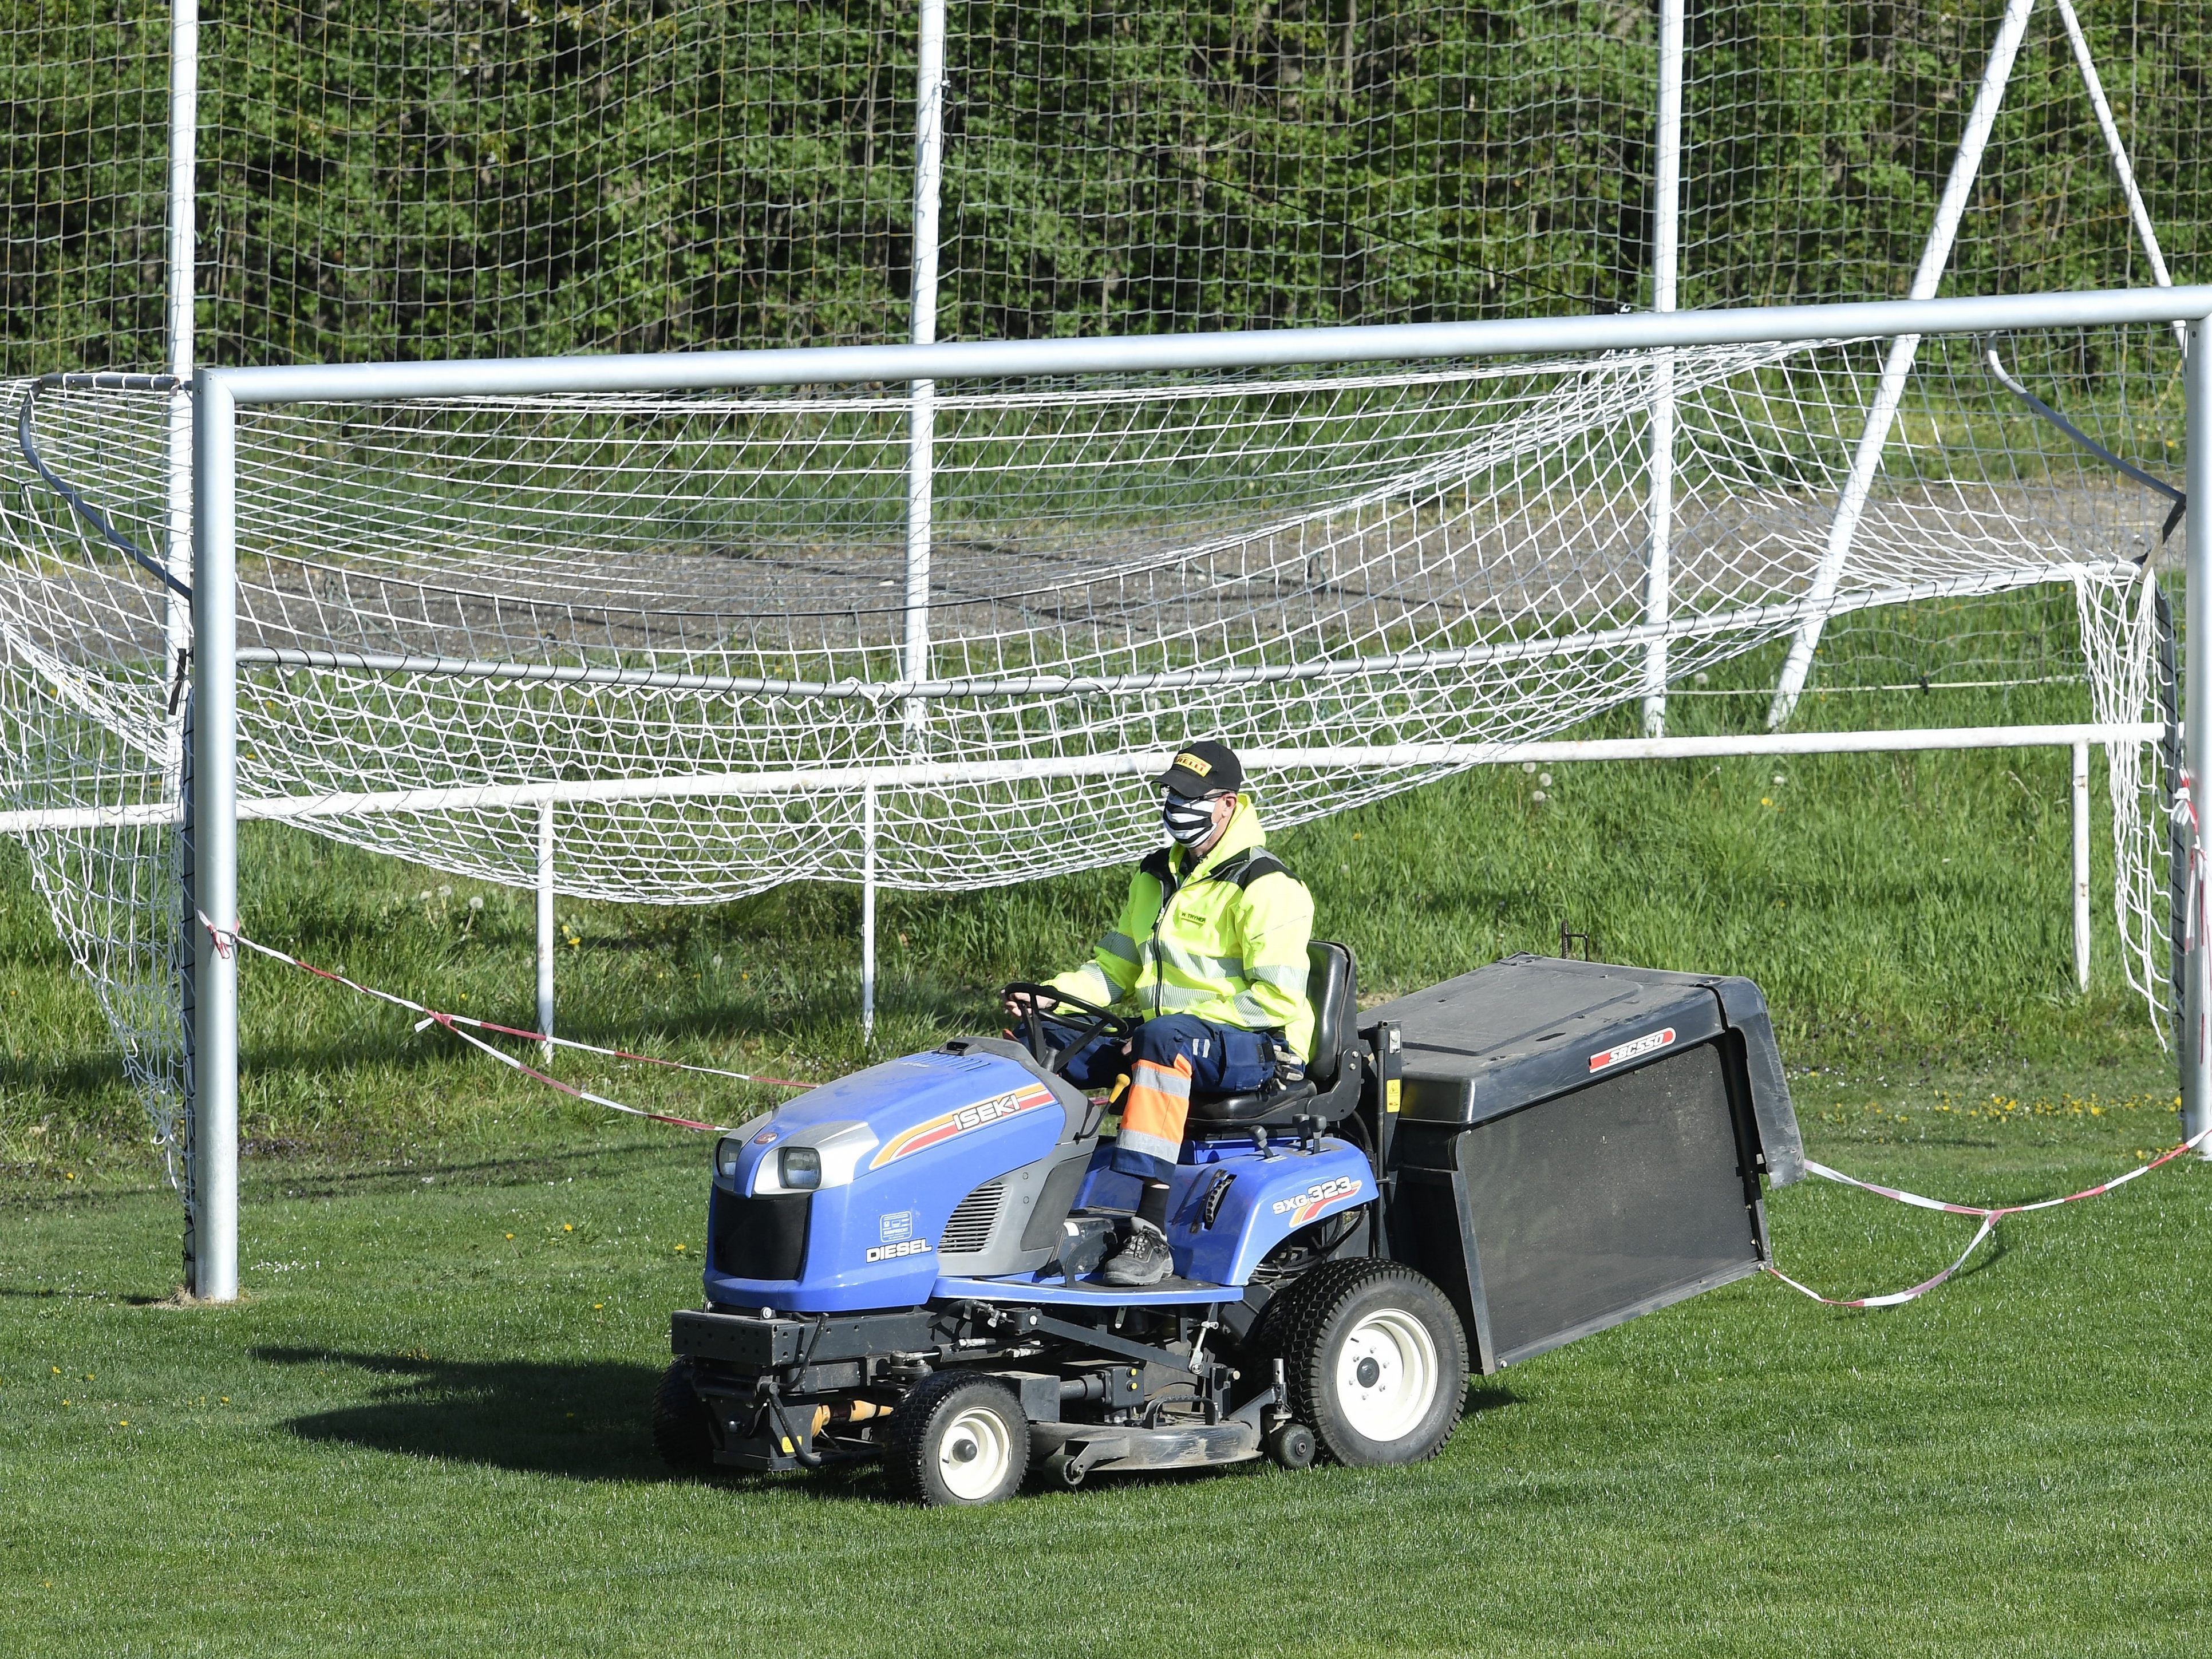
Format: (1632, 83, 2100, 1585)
(2052, 0, 2184, 351)
(2183, 315, 2212, 1154)
(1640, 0, 1683, 737)
(189, 370, 238, 1303)
(903, 0, 946, 749)
(860, 785, 878, 1041)
(1767, 0, 2037, 728)
(163, 0, 198, 793)
(166, 0, 202, 1290)
(536, 800, 555, 1062)
(2073, 739, 2091, 992)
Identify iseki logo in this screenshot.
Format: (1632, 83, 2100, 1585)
(870, 1082, 1058, 1168)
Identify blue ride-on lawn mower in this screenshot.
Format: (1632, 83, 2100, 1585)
(655, 947, 1803, 1504)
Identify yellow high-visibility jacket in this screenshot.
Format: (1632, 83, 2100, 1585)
(1050, 799, 1316, 1059)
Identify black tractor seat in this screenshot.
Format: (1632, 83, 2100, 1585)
(1184, 941, 1360, 1129)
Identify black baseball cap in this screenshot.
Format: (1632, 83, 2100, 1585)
(1156, 740, 1243, 798)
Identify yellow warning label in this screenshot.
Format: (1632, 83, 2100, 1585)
(1385, 1078, 1402, 1114)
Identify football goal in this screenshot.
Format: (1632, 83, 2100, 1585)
(0, 0, 2207, 1297)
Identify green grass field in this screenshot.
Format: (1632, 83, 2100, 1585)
(4, 656, 2209, 1654)
(3, 1077, 2204, 1656)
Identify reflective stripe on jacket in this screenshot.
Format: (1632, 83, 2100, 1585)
(1049, 799, 1316, 1059)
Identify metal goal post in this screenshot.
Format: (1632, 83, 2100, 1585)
(184, 285, 2212, 1302)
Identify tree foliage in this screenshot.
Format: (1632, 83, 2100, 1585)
(0, 0, 2201, 373)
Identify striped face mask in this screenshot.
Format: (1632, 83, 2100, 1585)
(1162, 792, 1217, 847)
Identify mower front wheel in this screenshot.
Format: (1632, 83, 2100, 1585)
(1273, 1258, 1467, 1468)
(650, 1361, 715, 1473)
(884, 1372, 1032, 1506)
(1263, 1420, 1317, 1470)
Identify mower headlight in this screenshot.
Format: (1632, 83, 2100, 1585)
(714, 1136, 744, 1182)
(777, 1146, 822, 1190)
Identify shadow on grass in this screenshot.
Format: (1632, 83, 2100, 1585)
(258, 1344, 679, 1483)
(256, 1343, 1519, 1493)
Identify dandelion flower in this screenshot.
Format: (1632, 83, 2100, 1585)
(675, 1243, 688, 1253)
(563, 1223, 574, 1233)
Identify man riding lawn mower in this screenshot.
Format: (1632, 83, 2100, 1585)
(658, 740, 1805, 1504)
(1008, 740, 1317, 1288)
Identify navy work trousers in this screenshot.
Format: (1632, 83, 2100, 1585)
(1034, 1012, 1277, 1181)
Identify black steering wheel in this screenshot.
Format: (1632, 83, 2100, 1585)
(1001, 982, 1139, 1078)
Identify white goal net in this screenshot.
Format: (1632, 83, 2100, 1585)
(0, 0, 2198, 1184)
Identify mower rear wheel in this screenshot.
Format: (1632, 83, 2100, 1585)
(1271, 1258, 1467, 1467)
(884, 1372, 1031, 1506)
(650, 1361, 715, 1473)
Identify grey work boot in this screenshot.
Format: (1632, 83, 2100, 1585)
(1100, 1217, 1174, 1287)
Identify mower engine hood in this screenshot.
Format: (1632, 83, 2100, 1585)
(706, 1042, 1087, 1312)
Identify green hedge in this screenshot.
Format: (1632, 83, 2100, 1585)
(0, 0, 2203, 373)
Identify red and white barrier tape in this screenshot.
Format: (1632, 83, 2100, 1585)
(189, 919, 2212, 1290)
(198, 914, 814, 1135)
(1767, 1125, 2212, 1308)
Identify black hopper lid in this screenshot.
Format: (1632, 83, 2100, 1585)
(1362, 954, 1803, 1184)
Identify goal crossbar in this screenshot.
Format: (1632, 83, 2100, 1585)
(207, 285, 2212, 405)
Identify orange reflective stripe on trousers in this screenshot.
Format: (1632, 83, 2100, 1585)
(1116, 1054, 1192, 1167)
